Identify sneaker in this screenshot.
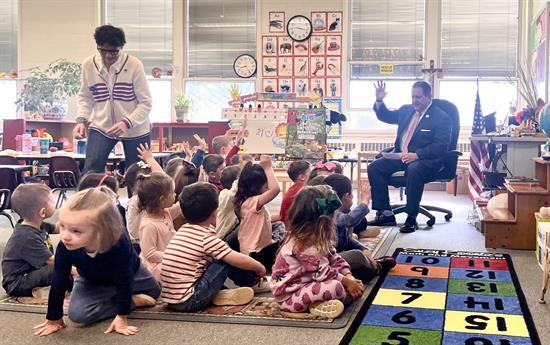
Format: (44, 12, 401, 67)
(359, 227, 381, 238)
(32, 287, 50, 300)
(376, 256, 397, 273)
(308, 300, 345, 318)
(251, 276, 271, 293)
(132, 293, 157, 308)
(212, 287, 254, 306)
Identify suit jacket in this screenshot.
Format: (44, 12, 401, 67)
(373, 102, 452, 162)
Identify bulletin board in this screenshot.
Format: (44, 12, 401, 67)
(261, 11, 343, 108)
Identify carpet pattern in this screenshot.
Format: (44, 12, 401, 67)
(348, 248, 541, 345)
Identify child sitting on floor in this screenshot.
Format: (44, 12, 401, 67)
(161, 182, 266, 312)
(2, 184, 56, 297)
(323, 174, 395, 283)
(270, 185, 364, 318)
(234, 156, 281, 271)
(279, 160, 311, 225)
(136, 172, 181, 280)
(216, 165, 241, 240)
(202, 154, 225, 191)
(33, 187, 160, 337)
(125, 143, 164, 241)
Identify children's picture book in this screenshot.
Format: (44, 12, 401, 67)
(285, 108, 327, 160)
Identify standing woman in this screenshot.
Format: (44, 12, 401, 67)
(74, 24, 152, 174)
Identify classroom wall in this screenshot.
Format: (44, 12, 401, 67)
(18, 0, 100, 119)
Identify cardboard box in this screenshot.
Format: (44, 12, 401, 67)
(535, 213, 550, 269)
(446, 165, 469, 195)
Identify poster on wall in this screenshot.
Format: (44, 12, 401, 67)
(326, 36, 342, 55)
(286, 108, 327, 160)
(278, 36, 293, 56)
(326, 78, 341, 98)
(324, 98, 343, 139)
(311, 12, 327, 32)
(269, 12, 285, 33)
(294, 41, 309, 56)
(263, 78, 278, 93)
(262, 57, 278, 77)
(278, 57, 293, 76)
(294, 57, 309, 77)
(294, 78, 309, 97)
(279, 78, 293, 93)
(327, 12, 343, 33)
(262, 36, 277, 56)
(326, 56, 341, 76)
(311, 57, 326, 77)
(311, 78, 325, 98)
(311, 36, 326, 56)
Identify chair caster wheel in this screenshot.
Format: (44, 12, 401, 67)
(444, 215, 452, 221)
(426, 219, 435, 227)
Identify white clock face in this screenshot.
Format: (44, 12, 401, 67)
(233, 54, 257, 78)
(287, 15, 313, 42)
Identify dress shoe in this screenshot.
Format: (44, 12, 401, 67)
(376, 256, 397, 273)
(399, 217, 418, 233)
(368, 212, 397, 226)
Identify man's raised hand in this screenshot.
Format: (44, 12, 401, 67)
(374, 80, 387, 102)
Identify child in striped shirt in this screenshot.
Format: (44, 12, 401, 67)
(161, 182, 266, 312)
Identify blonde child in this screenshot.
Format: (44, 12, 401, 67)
(216, 165, 241, 240)
(136, 172, 181, 280)
(161, 183, 266, 312)
(234, 155, 281, 272)
(270, 186, 364, 318)
(33, 187, 160, 336)
(2, 184, 56, 297)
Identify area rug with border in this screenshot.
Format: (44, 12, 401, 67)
(344, 248, 541, 345)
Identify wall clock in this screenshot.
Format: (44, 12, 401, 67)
(233, 54, 257, 78)
(287, 15, 313, 42)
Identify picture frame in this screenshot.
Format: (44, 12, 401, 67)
(269, 12, 285, 33)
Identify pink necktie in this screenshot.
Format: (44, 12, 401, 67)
(401, 112, 421, 154)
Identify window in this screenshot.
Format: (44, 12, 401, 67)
(0, 0, 17, 73)
(0, 80, 17, 120)
(349, 0, 424, 129)
(104, 0, 173, 76)
(148, 79, 172, 123)
(185, 81, 254, 122)
(441, 0, 518, 78)
(440, 80, 517, 128)
(188, 0, 256, 78)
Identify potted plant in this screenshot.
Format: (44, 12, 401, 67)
(174, 93, 191, 122)
(15, 59, 82, 120)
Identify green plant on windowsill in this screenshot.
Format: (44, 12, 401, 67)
(15, 59, 82, 120)
(174, 93, 192, 122)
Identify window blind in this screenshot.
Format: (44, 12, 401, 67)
(188, 0, 255, 78)
(351, 0, 424, 63)
(0, 0, 17, 72)
(104, 0, 173, 76)
(441, 0, 518, 78)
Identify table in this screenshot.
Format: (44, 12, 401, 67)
(12, 152, 171, 168)
(470, 135, 547, 178)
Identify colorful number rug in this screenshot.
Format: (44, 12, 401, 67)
(346, 248, 541, 345)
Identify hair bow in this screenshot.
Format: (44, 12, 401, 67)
(315, 192, 342, 215)
(98, 171, 113, 187)
(314, 161, 336, 172)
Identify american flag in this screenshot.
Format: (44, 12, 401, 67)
(468, 89, 490, 201)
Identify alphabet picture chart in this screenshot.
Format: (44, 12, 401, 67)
(350, 248, 541, 345)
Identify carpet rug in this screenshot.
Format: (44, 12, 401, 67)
(359, 226, 395, 256)
(0, 294, 361, 329)
(346, 248, 541, 345)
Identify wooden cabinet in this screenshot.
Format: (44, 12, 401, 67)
(152, 121, 229, 152)
(2, 119, 75, 150)
(479, 158, 550, 250)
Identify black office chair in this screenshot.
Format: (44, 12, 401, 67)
(387, 99, 462, 226)
(48, 156, 81, 208)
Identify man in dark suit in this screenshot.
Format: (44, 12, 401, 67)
(368, 81, 451, 233)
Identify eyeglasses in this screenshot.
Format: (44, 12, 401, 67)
(97, 47, 121, 55)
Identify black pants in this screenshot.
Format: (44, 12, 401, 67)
(6, 265, 54, 297)
(339, 250, 377, 284)
(367, 157, 439, 218)
(223, 227, 279, 273)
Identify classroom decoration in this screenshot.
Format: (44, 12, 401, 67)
(261, 11, 343, 110)
(285, 107, 327, 160)
(349, 248, 541, 345)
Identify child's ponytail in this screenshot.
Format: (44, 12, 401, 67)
(286, 185, 342, 256)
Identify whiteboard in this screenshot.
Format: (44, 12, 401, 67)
(234, 119, 287, 154)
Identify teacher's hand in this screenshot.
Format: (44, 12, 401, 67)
(401, 152, 419, 164)
(73, 123, 87, 139)
(373, 80, 387, 102)
(106, 121, 128, 138)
